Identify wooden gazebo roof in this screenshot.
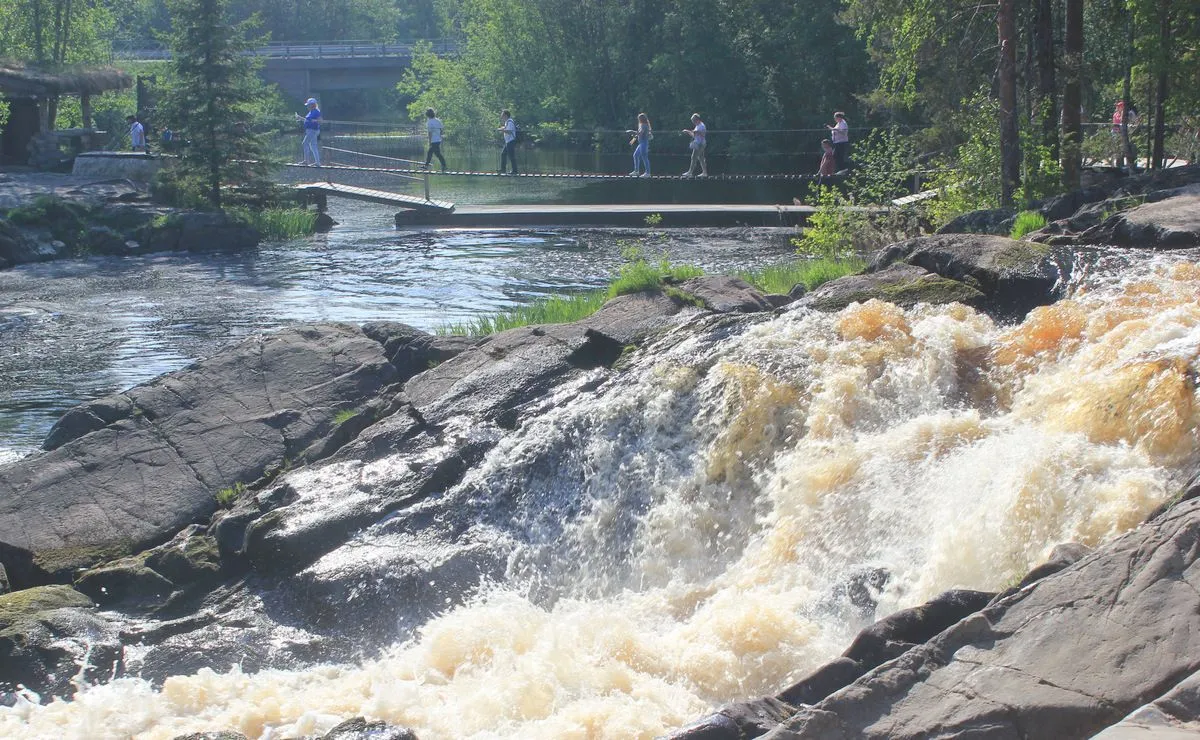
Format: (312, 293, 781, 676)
(0, 64, 132, 97)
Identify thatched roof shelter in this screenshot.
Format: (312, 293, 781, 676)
(0, 64, 132, 98)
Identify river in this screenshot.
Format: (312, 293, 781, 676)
(0, 197, 795, 462)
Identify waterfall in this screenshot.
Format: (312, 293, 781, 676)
(3, 251, 1198, 740)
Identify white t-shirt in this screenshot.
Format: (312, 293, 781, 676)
(692, 121, 706, 147)
(502, 118, 516, 144)
(427, 118, 444, 143)
(831, 119, 849, 143)
(130, 121, 145, 148)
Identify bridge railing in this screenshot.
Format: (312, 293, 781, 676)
(112, 38, 459, 61)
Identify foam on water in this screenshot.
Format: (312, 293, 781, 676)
(3, 253, 1198, 740)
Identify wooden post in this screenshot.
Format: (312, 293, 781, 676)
(424, 168, 431, 201)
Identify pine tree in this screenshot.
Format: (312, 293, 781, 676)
(160, 0, 270, 209)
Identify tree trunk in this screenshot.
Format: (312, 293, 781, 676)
(1034, 0, 1057, 156)
(1120, 15, 1136, 170)
(1061, 0, 1083, 189)
(998, 0, 1021, 207)
(1152, 1, 1168, 169)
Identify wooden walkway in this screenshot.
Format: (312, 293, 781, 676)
(294, 181, 455, 213)
(395, 203, 816, 228)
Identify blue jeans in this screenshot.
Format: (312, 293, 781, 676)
(633, 141, 650, 174)
(302, 129, 320, 165)
(500, 141, 517, 173)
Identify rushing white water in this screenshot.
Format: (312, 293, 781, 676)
(3, 251, 1198, 740)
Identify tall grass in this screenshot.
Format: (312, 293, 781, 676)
(437, 292, 610, 336)
(1009, 211, 1047, 240)
(740, 257, 866, 295)
(229, 207, 319, 239)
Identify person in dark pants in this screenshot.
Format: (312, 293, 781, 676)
(827, 111, 849, 171)
(424, 108, 447, 171)
(498, 109, 517, 174)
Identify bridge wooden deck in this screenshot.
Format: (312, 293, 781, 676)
(395, 203, 816, 228)
(294, 181, 455, 213)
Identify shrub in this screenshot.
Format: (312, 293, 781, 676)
(215, 481, 246, 508)
(1010, 211, 1047, 240)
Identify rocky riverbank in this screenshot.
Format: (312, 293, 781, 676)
(0, 173, 1198, 739)
(0, 171, 261, 270)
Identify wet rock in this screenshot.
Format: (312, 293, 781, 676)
(936, 207, 1014, 235)
(83, 225, 127, 255)
(799, 263, 985, 313)
(140, 212, 260, 253)
(670, 589, 994, 739)
(360, 322, 478, 381)
(0, 324, 403, 588)
(676, 275, 775, 313)
(1079, 187, 1200, 248)
(988, 542, 1092, 605)
(404, 291, 685, 430)
(762, 497, 1200, 740)
(171, 733, 249, 740)
(665, 697, 795, 740)
(75, 525, 222, 613)
(0, 218, 43, 270)
(868, 233, 1063, 320)
(0, 585, 122, 697)
(1092, 667, 1200, 739)
(321, 716, 418, 739)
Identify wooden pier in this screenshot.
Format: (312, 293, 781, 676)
(394, 203, 815, 228)
(294, 181, 456, 214)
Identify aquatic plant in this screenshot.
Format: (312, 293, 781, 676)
(228, 207, 319, 239)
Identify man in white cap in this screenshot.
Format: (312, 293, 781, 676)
(296, 98, 322, 166)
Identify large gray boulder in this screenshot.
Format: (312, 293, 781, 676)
(762, 496, 1200, 739)
(798, 263, 985, 313)
(1079, 187, 1200, 249)
(868, 234, 1063, 320)
(0, 324, 408, 588)
(676, 276, 775, 313)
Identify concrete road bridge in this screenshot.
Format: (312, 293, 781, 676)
(115, 39, 458, 100)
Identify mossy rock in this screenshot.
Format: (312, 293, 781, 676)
(802, 264, 985, 313)
(0, 585, 93, 630)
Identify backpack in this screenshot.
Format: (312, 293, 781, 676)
(512, 119, 523, 143)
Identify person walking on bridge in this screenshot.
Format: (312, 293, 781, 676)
(827, 111, 849, 171)
(424, 108, 447, 171)
(296, 98, 322, 166)
(682, 113, 708, 178)
(498, 109, 518, 175)
(628, 113, 652, 177)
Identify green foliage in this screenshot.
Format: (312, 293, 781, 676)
(4, 195, 89, 248)
(607, 245, 703, 298)
(739, 258, 867, 295)
(158, 0, 274, 210)
(0, 0, 115, 67)
(644, 213, 663, 226)
(793, 186, 870, 261)
(227, 207, 318, 240)
(333, 409, 358, 425)
(398, 41, 496, 145)
(1009, 211, 1047, 240)
(215, 481, 246, 508)
(437, 292, 609, 336)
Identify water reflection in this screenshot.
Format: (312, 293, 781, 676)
(0, 205, 795, 457)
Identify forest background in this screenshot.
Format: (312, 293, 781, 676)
(0, 0, 1197, 218)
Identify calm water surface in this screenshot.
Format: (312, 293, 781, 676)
(0, 197, 796, 460)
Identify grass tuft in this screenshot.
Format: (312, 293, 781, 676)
(740, 257, 866, 295)
(228, 207, 319, 239)
(1009, 211, 1047, 240)
(437, 292, 609, 336)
